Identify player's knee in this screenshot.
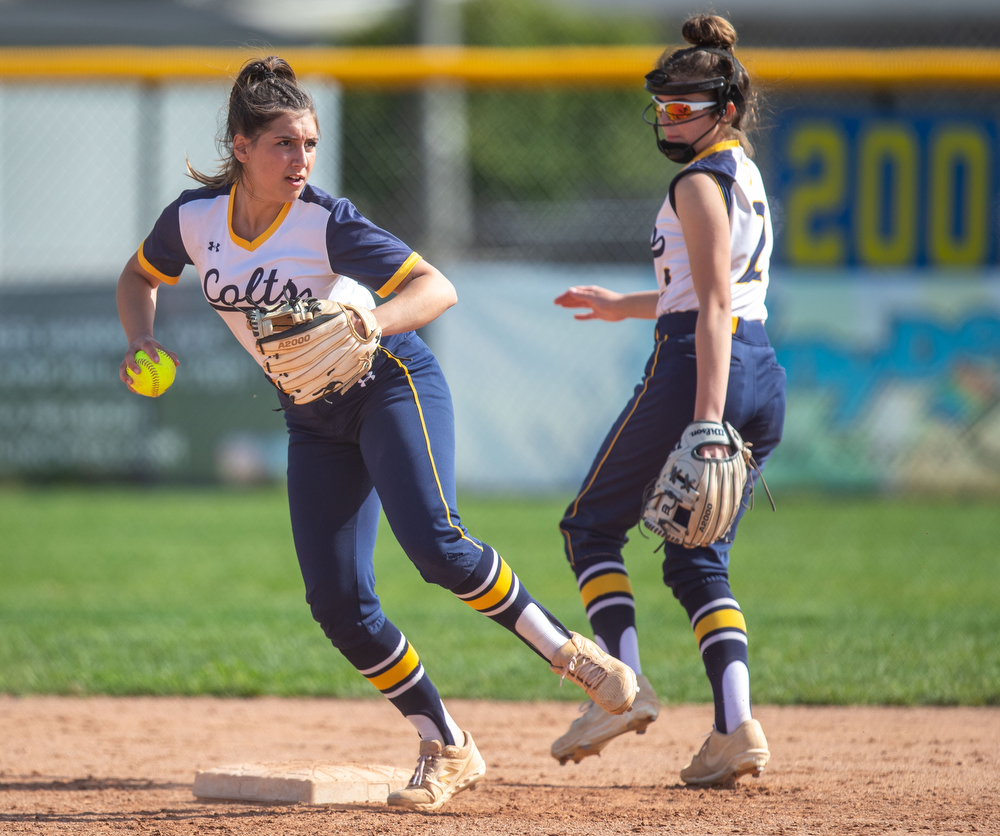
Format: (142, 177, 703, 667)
(411, 553, 476, 589)
(397, 536, 480, 589)
(571, 551, 626, 578)
(664, 569, 732, 611)
(312, 607, 382, 650)
(558, 517, 600, 565)
(661, 546, 730, 596)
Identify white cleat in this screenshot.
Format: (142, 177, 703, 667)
(386, 731, 486, 812)
(552, 674, 660, 764)
(679, 719, 770, 786)
(549, 632, 638, 716)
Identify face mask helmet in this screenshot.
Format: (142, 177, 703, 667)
(643, 47, 746, 165)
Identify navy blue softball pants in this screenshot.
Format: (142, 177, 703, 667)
(560, 311, 787, 598)
(281, 331, 484, 651)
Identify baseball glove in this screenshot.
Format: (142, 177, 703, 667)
(245, 297, 382, 404)
(641, 420, 771, 549)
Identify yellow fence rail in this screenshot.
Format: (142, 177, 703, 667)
(1, 46, 999, 87)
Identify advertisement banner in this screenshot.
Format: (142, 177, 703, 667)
(771, 110, 1000, 268)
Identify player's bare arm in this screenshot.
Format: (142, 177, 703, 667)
(116, 252, 179, 384)
(674, 171, 734, 455)
(554, 286, 659, 321)
(371, 259, 457, 335)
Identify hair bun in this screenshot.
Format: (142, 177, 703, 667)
(239, 56, 297, 86)
(681, 14, 737, 51)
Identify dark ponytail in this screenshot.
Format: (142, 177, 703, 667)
(654, 15, 758, 155)
(187, 56, 316, 188)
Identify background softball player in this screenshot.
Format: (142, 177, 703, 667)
(116, 56, 636, 813)
(551, 15, 786, 786)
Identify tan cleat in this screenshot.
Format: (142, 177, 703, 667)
(679, 719, 770, 786)
(549, 632, 638, 716)
(386, 731, 486, 812)
(552, 674, 660, 764)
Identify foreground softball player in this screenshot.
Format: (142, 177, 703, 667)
(116, 56, 636, 812)
(552, 15, 786, 785)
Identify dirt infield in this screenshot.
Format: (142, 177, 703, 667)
(1, 696, 997, 835)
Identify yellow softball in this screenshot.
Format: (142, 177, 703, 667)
(127, 349, 177, 397)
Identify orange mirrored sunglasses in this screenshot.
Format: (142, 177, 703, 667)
(651, 98, 718, 122)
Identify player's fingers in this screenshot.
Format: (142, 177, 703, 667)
(143, 342, 180, 367)
(574, 311, 599, 320)
(122, 351, 144, 376)
(158, 349, 180, 367)
(119, 359, 141, 391)
(567, 285, 605, 298)
(122, 341, 159, 375)
(554, 291, 585, 307)
(700, 444, 730, 459)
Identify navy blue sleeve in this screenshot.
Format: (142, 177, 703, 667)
(138, 195, 192, 284)
(322, 198, 421, 298)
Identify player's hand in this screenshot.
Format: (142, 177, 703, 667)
(699, 443, 731, 459)
(554, 285, 627, 321)
(694, 415, 730, 458)
(120, 339, 179, 388)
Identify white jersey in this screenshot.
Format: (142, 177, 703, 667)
(138, 183, 421, 366)
(651, 140, 771, 321)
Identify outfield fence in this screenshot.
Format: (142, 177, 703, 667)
(1, 47, 999, 493)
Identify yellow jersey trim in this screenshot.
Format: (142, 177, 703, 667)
(686, 139, 741, 168)
(366, 644, 420, 691)
(580, 573, 634, 607)
(377, 252, 422, 298)
(137, 242, 181, 285)
(694, 608, 747, 643)
(227, 182, 293, 252)
(708, 172, 729, 208)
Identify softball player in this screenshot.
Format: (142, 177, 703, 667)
(116, 56, 636, 813)
(551, 15, 786, 786)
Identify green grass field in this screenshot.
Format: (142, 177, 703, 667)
(0, 486, 996, 705)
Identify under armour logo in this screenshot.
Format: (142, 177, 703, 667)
(208, 241, 220, 251)
(358, 371, 376, 388)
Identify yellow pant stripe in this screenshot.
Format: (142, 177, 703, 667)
(464, 557, 514, 611)
(381, 349, 481, 551)
(580, 573, 634, 608)
(693, 609, 747, 644)
(561, 339, 665, 566)
(365, 644, 420, 692)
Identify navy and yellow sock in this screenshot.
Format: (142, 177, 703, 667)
(574, 556, 640, 673)
(680, 581, 752, 734)
(452, 545, 571, 660)
(339, 619, 459, 745)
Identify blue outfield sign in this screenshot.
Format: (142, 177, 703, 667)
(764, 272, 1000, 492)
(772, 111, 1000, 268)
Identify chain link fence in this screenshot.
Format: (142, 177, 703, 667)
(1, 48, 999, 492)
(342, 86, 670, 264)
